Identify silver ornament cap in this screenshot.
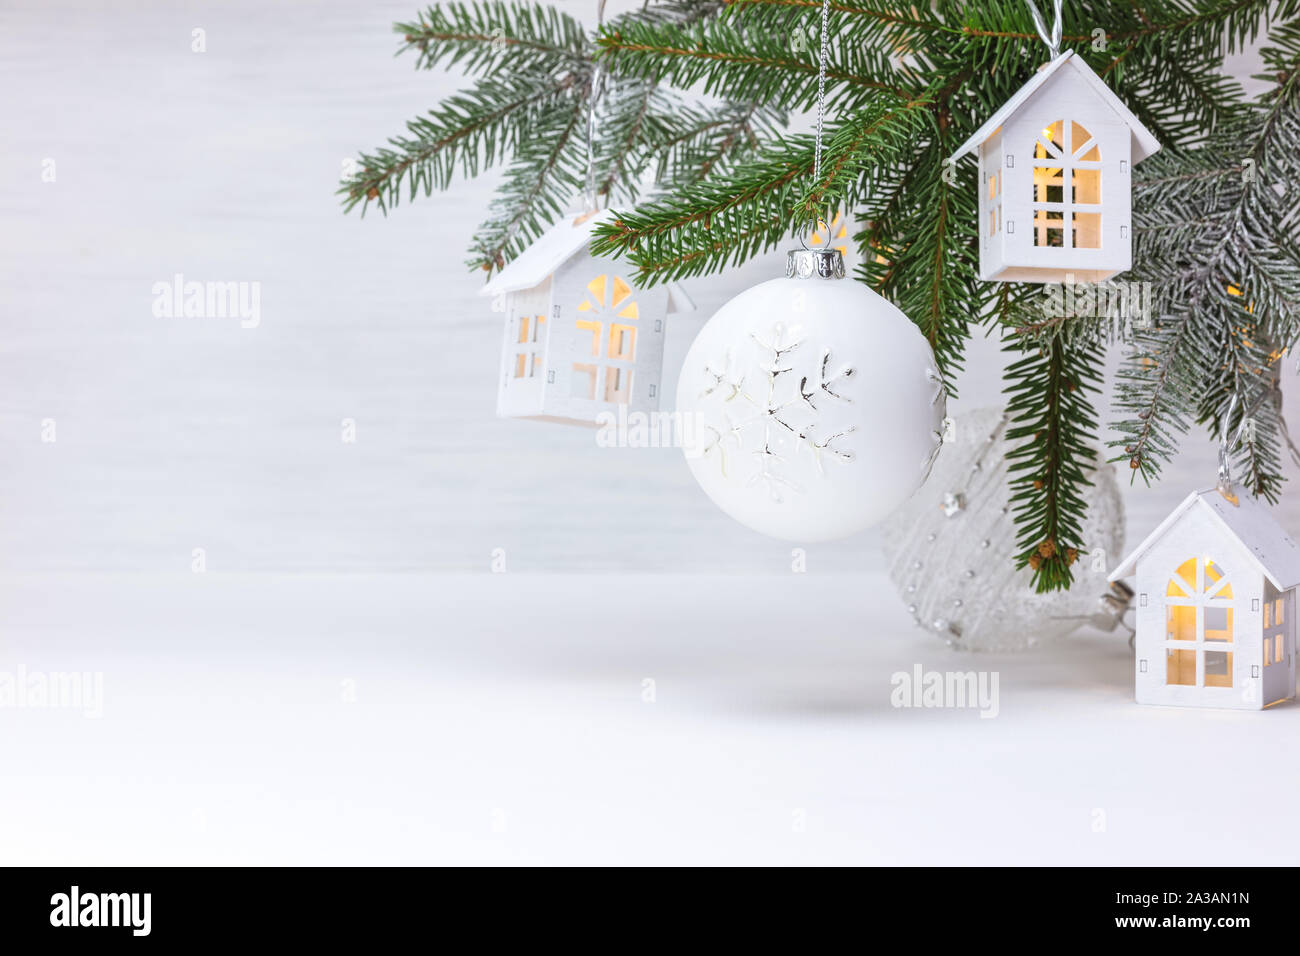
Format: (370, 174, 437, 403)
(786, 248, 845, 280)
(1087, 580, 1135, 632)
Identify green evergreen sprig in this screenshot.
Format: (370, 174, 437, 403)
(343, 0, 1300, 591)
(1003, 311, 1106, 592)
(591, 92, 933, 285)
(340, 0, 765, 270)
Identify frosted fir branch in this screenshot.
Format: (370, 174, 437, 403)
(467, 94, 589, 270)
(650, 100, 782, 188)
(343, 0, 1300, 590)
(396, 1, 590, 76)
(595, 14, 921, 112)
(1112, 38, 1300, 493)
(591, 93, 930, 284)
(340, 71, 581, 215)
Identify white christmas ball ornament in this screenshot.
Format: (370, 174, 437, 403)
(678, 249, 946, 541)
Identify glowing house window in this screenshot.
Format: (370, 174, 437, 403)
(1264, 597, 1287, 666)
(512, 313, 545, 379)
(1164, 557, 1235, 688)
(987, 168, 1001, 237)
(1032, 120, 1102, 250)
(574, 272, 640, 405)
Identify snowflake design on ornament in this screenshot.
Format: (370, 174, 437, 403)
(698, 323, 857, 502)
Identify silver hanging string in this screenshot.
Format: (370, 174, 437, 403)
(812, 0, 831, 182)
(1023, 0, 1063, 59)
(1217, 388, 1267, 498)
(799, 0, 833, 243)
(583, 0, 609, 213)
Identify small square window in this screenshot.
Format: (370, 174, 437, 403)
(1252, 665, 1260, 678)
(603, 367, 633, 403)
(1073, 213, 1102, 250)
(1139, 593, 1148, 607)
(609, 324, 637, 361)
(1166, 647, 1196, 686)
(1033, 165, 1064, 204)
(1032, 209, 1065, 248)
(1204, 605, 1231, 640)
(576, 319, 602, 357)
(1073, 167, 1101, 204)
(571, 363, 597, 400)
(1139, 659, 1148, 673)
(1252, 598, 1260, 611)
(1167, 604, 1196, 642)
(1205, 650, 1233, 688)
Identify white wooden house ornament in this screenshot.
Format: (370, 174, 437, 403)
(479, 211, 693, 426)
(1109, 487, 1300, 711)
(949, 51, 1161, 284)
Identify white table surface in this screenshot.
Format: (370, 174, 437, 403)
(1, 0, 1297, 865)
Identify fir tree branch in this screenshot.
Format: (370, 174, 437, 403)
(592, 92, 931, 283)
(858, 141, 980, 384)
(727, 0, 945, 36)
(468, 94, 588, 270)
(343, 0, 1300, 590)
(1003, 323, 1105, 592)
(596, 15, 920, 110)
(593, 79, 657, 203)
(1111, 308, 1202, 484)
(340, 71, 580, 214)
(396, 1, 589, 76)
(1113, 27, 1300, 494)
(650, 100, 784, 186)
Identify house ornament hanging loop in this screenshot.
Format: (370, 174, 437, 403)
(581, 0, 608, 217)
(1215, 388, 1277, 506)
(1024, 0, 1064, 60)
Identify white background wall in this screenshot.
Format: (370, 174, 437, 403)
(2, 0, 1291, 576)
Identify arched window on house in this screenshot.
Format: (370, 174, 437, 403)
(574, 273, 639, 404)
(1031, 120, 1103, 251)
(1165, 557, 1235, 688)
